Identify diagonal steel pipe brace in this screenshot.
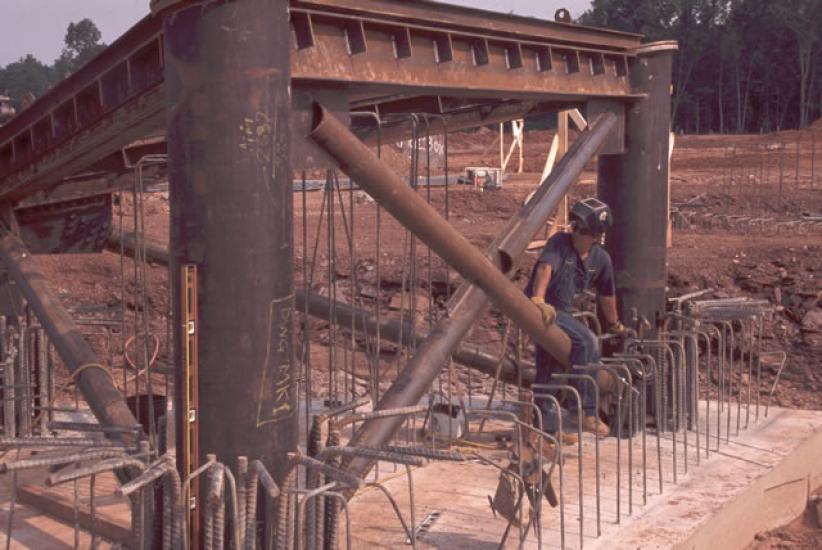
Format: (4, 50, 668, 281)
(310, 103, 617, 480)
(0, 232, 140, 446)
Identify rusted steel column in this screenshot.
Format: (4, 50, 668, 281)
(311, 106, 616, 479)
(0, 232, 140, 441)
(598, 41, 677, 333)
(164, 0, 295, 485)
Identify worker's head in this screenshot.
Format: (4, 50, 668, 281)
(569, 197, 612, 252)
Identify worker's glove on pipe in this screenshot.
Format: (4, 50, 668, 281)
(530, 296, 556, 327)
(608, 321, 627, 336)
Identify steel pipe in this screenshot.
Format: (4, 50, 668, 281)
(0, 232, 140, 444)
(310, 102, 574, 361)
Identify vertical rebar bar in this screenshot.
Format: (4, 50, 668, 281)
(536, 381, 584, 548)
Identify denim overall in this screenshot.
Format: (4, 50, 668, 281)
(533, 251, 602, 432)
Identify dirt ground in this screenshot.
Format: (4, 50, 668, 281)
(748, 488, 822, 549)
(30, 119, 822, 407)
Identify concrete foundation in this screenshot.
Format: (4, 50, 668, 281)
(345, 404, 822, 549)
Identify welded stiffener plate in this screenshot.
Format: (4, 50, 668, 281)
(14, 194, 112, 254)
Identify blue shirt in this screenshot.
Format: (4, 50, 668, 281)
(525, 232, 615, 313)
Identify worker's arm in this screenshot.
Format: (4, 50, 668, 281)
(598, 294, 619, 327)
(530, 262, 552, 299)
(530, 262, 556, 326)
(596, 255, 622, 332)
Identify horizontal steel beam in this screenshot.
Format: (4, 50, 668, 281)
(103, 228, 533, 382)
(292, 8, 637, 100)
(293, 0, 642, 50)
(106, 230, 170, 265)
(0, 0, 640, 202)
(354, 100, 565, 146)
(0, 85, 165, 202)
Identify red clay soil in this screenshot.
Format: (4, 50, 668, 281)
(28, 123, 822, 410)
(748, 489, 822, 549)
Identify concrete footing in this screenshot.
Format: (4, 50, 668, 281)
(346, 404, 822, 549)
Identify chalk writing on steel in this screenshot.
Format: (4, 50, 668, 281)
(255, 294, 295, 427)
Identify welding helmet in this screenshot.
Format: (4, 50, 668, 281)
(570, 197, 612, 237)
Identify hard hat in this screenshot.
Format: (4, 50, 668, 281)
(570, 197, 612, 236)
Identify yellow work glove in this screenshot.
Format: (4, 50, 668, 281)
(609, 321, 627, 336)
(530, 296, 557, 327)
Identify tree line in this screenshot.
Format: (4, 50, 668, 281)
(579, 0, 822, 133)
(0, 19, 105, 109)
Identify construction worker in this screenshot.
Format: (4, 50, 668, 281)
(526, 197, 626, 441)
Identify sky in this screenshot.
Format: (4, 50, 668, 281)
(0, 0, 593, 67)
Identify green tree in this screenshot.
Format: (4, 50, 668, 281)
(769, 0, 822, 128)
(54, 18, 106, 79)
(579, 0, 822, 133)
(0, 55, 55, 109)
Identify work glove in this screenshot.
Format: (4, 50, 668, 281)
(608, 321, 627, 336)
(530, 296, 557, 327)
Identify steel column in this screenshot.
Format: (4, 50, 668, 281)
(164, 0, 295, 485)
(598, 41, 677, 332)
(310, 107, 616, 479)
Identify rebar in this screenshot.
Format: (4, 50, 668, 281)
(0, 448, 129, 473)
(535, 381, 584, 547)
(0, 436, 133, 449)
(563, 370, 602, 534)
(375, 445, 466, 462)
(47, 457, 146, 486)
(319, 446, 424, 467)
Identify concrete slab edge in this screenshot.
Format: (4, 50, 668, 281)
(676, 421, 822, 550)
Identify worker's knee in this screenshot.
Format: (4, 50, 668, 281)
(581, 330, 599, 360)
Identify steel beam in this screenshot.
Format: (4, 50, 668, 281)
(354, 100, 564, 146)
(106, 231, 169, 265)
(598, 42, 677, 332)
(293, 0, 642, 50)
(0, 0, 640, 203)
(0, 232, 140, 441)
(310, 105, 616, 479)
(101, 230, 537, 384)
(0, 86, 165, 202)
(165, 0, 296, 486)
(291, 9, 637, 101)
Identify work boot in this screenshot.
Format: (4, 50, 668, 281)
(552, 430, 578, 446)
(578, 415, 609, 437)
